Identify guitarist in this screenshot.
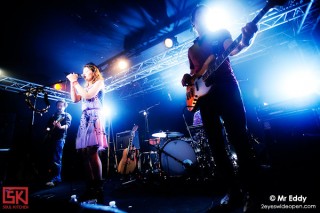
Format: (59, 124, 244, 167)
(44, 99, 72, 187)
(181, 4, 260, 212)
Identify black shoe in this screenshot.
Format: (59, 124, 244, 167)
(206, 200, 230, 213)
(45, 180, 61, 187)
(45, 181, 55, 187)
(80, 180, 105, 204)
(94, 188, 104, 204)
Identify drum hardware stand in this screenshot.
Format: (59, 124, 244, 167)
(182, 113, 193, 139)
(136, 150, 160, 183)
(139, 102, 160, 139)
(182, 109, 218, 180)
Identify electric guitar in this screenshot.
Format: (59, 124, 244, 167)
(117, 125, 139, 174)
(44, 114, 65, 140)
(186, 0, 288, 112)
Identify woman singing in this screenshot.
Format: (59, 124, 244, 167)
(67, 62, 108, 204)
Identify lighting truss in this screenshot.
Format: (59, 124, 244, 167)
(0, 76, 71, 102)
(104, 0, 319, 100)
(104, 40, 192, 93)
(244, 0, 317, 33)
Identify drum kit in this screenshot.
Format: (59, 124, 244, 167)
(137, 127, 216, 180)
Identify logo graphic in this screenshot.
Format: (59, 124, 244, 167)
(2, 187, 29, 210)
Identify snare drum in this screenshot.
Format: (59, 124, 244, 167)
(160, 139, 197, 177)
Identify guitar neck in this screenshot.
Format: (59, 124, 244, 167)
(128, 133, 133, 149)
(202, 2, 274, 81)
(126, 129, 136, 153)
(127, 125, 138, 150)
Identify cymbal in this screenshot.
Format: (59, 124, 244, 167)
(151, 132, 167, 138)
(152, 131, 183, 138)
(188, 124, 203, 129)
(166, 132, 184, 138)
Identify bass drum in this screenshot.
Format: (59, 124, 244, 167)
(160, 139, 197, 177)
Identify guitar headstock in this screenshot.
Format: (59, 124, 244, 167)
(132, 125, 138, 132)
(251, 0, 289, 24)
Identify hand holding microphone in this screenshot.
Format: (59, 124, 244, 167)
(65, 72, 83, 83)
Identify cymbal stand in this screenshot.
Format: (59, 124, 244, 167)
(139, 102, 160, 139)
(144, 111, 150, 139)
(182, 113, 193, 139)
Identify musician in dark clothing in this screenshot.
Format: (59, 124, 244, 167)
(181, 4, 260, 213)
(44, 99, 72, 187)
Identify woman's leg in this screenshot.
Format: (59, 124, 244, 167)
(87, 146, 105, 204)
(87, 146, 102, 180)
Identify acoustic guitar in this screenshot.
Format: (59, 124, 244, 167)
(117, 125, 139, 174)
(185, 0, 288, 112)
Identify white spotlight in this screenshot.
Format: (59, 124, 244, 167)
(164, 37, 178, 48)
(118, 59, 129, 70)
(164, 38, 173, 48)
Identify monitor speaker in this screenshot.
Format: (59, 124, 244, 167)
(116, 130, 140, 151)
(261, 109, 320, 169)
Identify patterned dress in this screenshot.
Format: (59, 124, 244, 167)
(75, 88, 108, 149)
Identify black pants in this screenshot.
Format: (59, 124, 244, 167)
(198, 82, 258, 194)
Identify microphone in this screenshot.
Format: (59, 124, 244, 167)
(64, 72, 84, 78)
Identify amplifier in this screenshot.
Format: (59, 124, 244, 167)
(116, 130, 140, 150)
(256, 95, 320, 122)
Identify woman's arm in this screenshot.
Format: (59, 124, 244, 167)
(70, 81, 82, 103)
(67, 73, 82, 103)
(73, 79, 104, 100)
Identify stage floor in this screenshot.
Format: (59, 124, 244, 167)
(25, 164, 318, 213)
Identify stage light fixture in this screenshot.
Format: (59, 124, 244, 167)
(164, 38, 173, 48)
(54, 83, 63, 91)
(164, 37, 178, 48)
(118, 59, 129, 70)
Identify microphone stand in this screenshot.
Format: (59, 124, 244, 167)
(139, 103, 160, 140)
